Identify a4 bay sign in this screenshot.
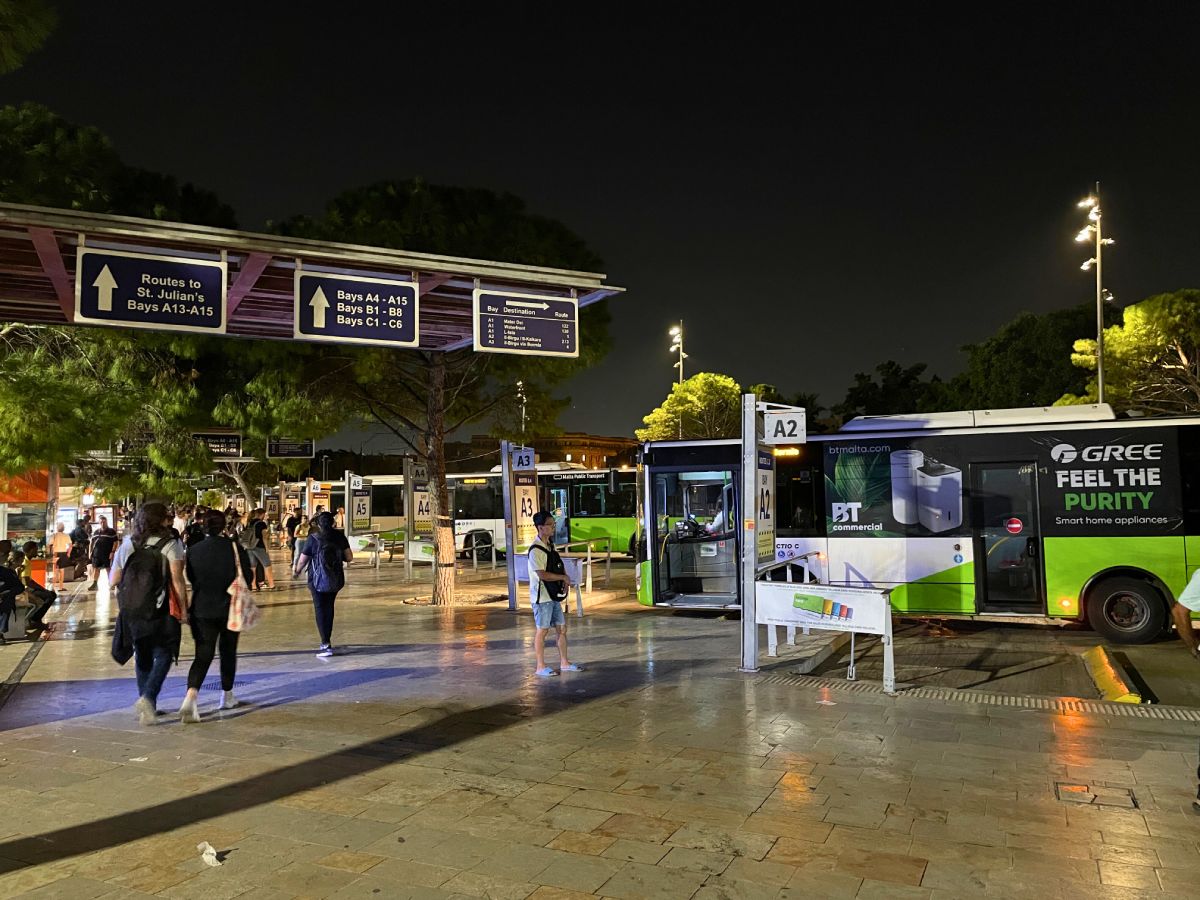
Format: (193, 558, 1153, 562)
(75, 246, 579, 357)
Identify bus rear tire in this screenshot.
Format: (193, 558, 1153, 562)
(1085, 576, 1167, 645)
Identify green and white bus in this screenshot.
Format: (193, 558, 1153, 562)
(637, 405, 1200, 643)
(541, 469, 639, 556)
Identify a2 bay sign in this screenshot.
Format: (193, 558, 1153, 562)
(294, 272, 418, 347)
(75, 249, 226, 333)
(474, 289, 578, 358)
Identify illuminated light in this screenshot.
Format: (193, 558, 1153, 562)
(1060, 598, 1073, 609)
(817, 552, 826, 560)
(462, 478, 487, 484)
(773, 447, 801, 457)
(1075, 228, 1092, 242)
(1088, 208, 1101, 221)
(1081, 259, 1095, 271)
(1077, 196, 1097, 208)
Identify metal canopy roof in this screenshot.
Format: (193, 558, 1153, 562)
(0, 202, 622, 350)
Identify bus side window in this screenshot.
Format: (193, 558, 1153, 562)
(777, 459, 825, 537)
(612, 483, 636, 518)
(573, 484, 604, 517)
(1181, 428, 1200, 532)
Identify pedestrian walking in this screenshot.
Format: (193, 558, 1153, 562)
(288, 512, 308, 575)
(293, 511, 352, 657)
(48, 523, 71, 591)
(528, 511, 582, 677)
(240, 508, 279, 591)
(178, 509, 253, 723)
(86, 515, 118, 589)
(109, 502, 189, 726)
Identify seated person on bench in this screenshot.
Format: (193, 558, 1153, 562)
(19, 541, 56, 632)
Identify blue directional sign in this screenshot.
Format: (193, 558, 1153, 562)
(294, 272, 419, 347)
(473, 289, 578, 358)
(74, 248, 226, 333)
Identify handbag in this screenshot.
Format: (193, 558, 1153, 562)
(226, 541, 261, 632)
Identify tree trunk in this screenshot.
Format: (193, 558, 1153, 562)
(427, 355, 457, 606)
(224, 464, 254, 511)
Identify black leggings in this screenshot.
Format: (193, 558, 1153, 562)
(188, 616, 240, 691)
(310, 587, 338, 644)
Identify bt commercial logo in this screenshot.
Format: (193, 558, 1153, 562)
(832, 502, 862, 523)
(1050, 442, 1163, 464)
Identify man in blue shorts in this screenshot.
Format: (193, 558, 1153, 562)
(528, 511, 582, 678)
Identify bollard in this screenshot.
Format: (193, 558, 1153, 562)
(585, 541, 593, 594)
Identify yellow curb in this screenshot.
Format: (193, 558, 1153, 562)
(1082, 645, 1142, 703)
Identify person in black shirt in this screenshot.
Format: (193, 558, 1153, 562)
(179, 510, 253, 723)
(294, 511, 352, 657)
(87, 516, 118, 589)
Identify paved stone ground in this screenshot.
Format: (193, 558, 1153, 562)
(1, 565, 1199, 899)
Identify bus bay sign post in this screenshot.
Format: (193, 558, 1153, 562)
(739, 395, 894, 692)
(501, 442, 537, 611)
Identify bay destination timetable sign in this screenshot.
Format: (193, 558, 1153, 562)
(294, 271, 419, 347)
(75, 248, 226, 333)
(473, 289, 578, 358)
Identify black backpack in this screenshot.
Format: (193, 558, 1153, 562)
(310, 535, 344, 592)
(532, 541, 568, 601)
(117, 536, 170, 620)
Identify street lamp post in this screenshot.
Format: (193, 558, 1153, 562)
(516, 380, 527, 436)
(1076, 184, 1116, 404)
(669, 321, 688, 439)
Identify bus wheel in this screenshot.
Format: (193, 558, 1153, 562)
(1086, 577, 1167, 644)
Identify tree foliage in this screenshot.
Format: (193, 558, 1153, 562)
(0, 0, 56, 74)
(636, 373, 742, 440)
(833, 361, 944, 421)
(1058, 290, 1200, 416)
(0, 103, 235, 225)
(278, 179, 611, 604)
(0, 104, 325, 499)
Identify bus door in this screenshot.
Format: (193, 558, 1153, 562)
(650, 468, 739, 607)
(549, 487, 569, 545)
(971, 462, 1044, 612)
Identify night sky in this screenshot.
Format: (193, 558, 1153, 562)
(5, 3, 1200, 442)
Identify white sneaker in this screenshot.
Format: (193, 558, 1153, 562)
(317, 644, 334, 658)
(179, 696, 201, 724)
(135, 697, 156, 727)
(219, 690, 240, 710)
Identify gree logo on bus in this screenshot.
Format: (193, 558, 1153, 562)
(1050, 442, 1163, 464)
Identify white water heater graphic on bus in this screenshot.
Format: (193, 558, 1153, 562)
(890, 450, 963, 533)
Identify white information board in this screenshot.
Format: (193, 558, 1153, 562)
(756, 580, 895, 692)
(511, 471, 538, 550)
(763, 410, 807, 445)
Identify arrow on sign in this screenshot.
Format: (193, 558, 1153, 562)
(93, 265, 118, 312)
(506, 300, 550, 310)
(310, 286, 330, 329)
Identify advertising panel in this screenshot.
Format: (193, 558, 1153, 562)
(820, 426, 1182, 540)
(756, 581, 892, 636)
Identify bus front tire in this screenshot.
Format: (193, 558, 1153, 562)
(1085, 576, 1167, 644)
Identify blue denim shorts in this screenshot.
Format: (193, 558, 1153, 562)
(533, 601, 565, 629)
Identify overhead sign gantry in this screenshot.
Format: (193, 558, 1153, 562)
(0, 202, 622, 356)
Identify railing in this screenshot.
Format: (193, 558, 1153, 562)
(759, 551, 821, 658)
(559, 536, 613, 593)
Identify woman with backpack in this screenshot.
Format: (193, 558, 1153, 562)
(179, 509, 254, 723)
(293, 511, 352, 657)
(109, 502, 189, 726)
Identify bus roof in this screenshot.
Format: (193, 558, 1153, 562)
(841, 404, 1116, 432)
